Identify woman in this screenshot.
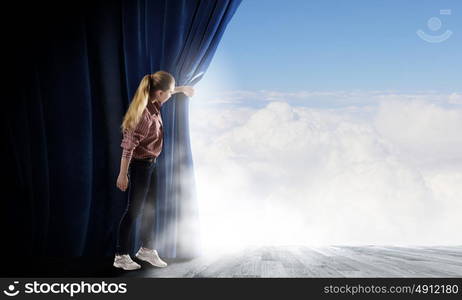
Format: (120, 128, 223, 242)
(114, 71, 195, 270)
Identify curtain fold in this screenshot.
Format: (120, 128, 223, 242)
(4, 0, 242, 260)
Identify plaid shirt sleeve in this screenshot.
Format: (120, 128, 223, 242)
(120, 112, 152, 161)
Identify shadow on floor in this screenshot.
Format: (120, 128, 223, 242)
(1, 256, 197, 277)
(3, 256, 118, 277)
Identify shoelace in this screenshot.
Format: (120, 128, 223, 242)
(141, 249, 165, 263)
(141, 248, 158, 255)
(117, 255, 135, 263)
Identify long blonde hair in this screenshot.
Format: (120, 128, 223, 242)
(121, 71, 175, 133)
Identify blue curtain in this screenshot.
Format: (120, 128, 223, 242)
(4, 0, 242, 262)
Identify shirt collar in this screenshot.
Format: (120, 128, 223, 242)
(147, 99, 162, 116)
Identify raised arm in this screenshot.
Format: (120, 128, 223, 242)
(173, 86, 195, 97)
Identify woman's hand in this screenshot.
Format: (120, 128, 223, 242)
(116, 173, 129, 191)
(176, 86, 195, 97)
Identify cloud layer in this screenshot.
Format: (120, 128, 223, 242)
(193, 89, 462, 109)
(189, 93, 462, 251)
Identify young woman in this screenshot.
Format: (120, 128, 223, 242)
(114, 71, 195, 270)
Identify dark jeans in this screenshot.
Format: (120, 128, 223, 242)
(116, 157, 157, 255)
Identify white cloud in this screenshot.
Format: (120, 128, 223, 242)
(374, 98, 462, 170)
(193, 89, 461, 108)
(449, 93, 462, 104)
(190, 93, 462, 252)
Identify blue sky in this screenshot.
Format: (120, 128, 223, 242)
(203, 0, 461, 93)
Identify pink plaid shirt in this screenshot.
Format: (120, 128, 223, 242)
(120, 100, 163, 162)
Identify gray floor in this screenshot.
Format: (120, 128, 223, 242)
(118, 245, 462, 278)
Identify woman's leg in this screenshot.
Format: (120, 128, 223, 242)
(116, 160, 155, 255)
(140, 162, 158, 249)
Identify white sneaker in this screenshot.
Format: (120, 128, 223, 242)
(113, 254, 141, 270)
(135, 247, 168, 267)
